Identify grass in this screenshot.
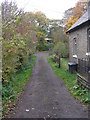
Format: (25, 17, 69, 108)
(2, 55, 36, 117)
(47, 56, 89, 104)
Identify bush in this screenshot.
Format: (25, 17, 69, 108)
(2, 55, 36, 116)
(2, 45, 28, 83)
(37, 43, 54, 51)
(53, 42, 69, 57)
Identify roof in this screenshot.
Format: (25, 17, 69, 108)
(67, 7, 90, 33)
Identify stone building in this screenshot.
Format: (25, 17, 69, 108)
(67, 7, 90, 63)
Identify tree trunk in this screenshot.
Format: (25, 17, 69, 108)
(58, 55, 61, 68)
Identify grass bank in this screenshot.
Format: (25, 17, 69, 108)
(47, 56, 89, 104)
(2, 55, 36, 117)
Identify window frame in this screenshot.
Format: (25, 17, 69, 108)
(88, 28, 90, 52)
(73, 37, 77, 56)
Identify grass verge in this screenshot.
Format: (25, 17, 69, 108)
(2, 55, 36, 117)
(47, 56, 89, 104)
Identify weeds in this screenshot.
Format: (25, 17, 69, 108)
(47, 56, 89, 104)
(2, 55, 36, 117)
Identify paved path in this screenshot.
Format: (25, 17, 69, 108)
(8, 52, 88, 118)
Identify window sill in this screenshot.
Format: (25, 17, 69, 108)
(86, 52, 90, 56)
(73, 55, 77, 58)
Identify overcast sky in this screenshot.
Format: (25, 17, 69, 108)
(1, 0, 82, 19)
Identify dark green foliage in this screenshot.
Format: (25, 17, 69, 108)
(37, 44, 48, 51)
(36, 43, 54, 51)
(48, 20, 69, 59)
(53, 42, 68, 57)
(2, 55, 36, 116)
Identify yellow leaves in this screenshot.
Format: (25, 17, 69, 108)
(65, 0, 87, 32)
(66, 16, 80, 31)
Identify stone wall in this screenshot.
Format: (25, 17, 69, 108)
(69, 24, 90, 63)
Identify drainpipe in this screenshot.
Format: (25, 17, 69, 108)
(88, 0, 90, 18)
(88, 1, 90, 118)
(88, 0, 90, 82)
(88, 57, 90, 119)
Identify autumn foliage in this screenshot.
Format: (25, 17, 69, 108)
(65, 0, 87, 31)
(2, 0, 50, 83)
(2, 1, 37, 83)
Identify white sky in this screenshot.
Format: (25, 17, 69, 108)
(1, 0, 81, 19)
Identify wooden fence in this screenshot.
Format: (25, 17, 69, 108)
(77, 58, 90, 90)
(54, 55, 90, 89)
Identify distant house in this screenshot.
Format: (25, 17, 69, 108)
(45, 38, 52, 44)
(67, 7, 90, 63)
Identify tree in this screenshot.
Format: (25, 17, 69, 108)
(65, 16, 79, 31)
(52, 26, 68, 44)
(48, 20, 68, 50)
(34, 11, 49, 35)
(65, 0, 87, 31)
(72, 0, 87, 18)
(33, 11, 49, 51)
(36, 31, 47, 51)
(2, 0, 37, 83)
(53, 42, 68, 68)
(48, 20, 69, 63)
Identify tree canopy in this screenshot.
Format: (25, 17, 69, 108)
(65, 0, 87, 31)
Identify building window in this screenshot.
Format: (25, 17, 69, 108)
(73, 37, 77, 55)
(88, 29, 90, 52)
